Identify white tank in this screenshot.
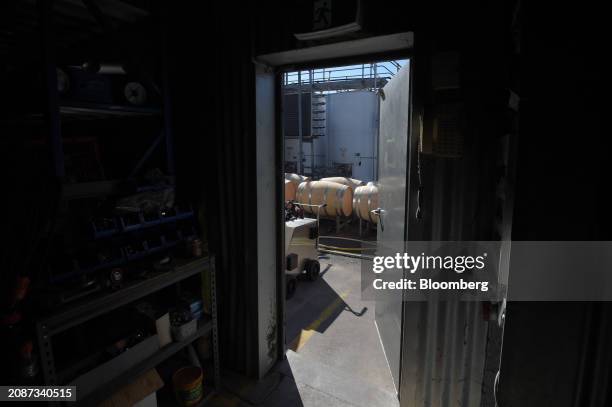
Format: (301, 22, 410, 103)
(326, 91, 379, 182)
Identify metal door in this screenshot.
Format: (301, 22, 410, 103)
(374, 61, 411, 393)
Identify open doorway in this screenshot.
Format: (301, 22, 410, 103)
(282, 59, 409, 405)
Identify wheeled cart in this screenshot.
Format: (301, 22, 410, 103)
(284, 217, 321, 299)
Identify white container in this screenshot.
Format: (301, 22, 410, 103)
(155, 313, 172, 347)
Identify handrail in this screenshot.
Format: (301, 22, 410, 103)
(283, 61, 404, 87)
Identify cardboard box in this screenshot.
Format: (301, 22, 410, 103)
(100, 369, 163, 407)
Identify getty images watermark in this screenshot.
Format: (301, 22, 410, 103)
(360, 241, 612, 302)
(372, 252, 490, 292)
(360, 241, 503, 302)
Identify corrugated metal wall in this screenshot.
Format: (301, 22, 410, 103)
(401, 153, 501, 406)
(169, 2, 611, 405)
(169, 3, 261, 376)
(400, 27, 510, 405)
(402, 301, 488, 406)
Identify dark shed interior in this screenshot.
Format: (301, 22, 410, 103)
(1, 1, 610, 406)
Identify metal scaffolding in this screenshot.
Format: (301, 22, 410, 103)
(282, 61, 405, 177)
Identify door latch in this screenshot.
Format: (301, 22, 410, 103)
(371, 208, 385, 232)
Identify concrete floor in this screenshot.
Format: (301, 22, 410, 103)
(210, 253, 399, 407)
(285, 254, 397, 396)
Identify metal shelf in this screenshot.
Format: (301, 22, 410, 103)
(76, 320, 213, 406)
(37, 255, 220, 404)
(50, 229, 198, 283)
(93, 209, 195, 239)
(40, 256, 211, 335)
(60, 102, 162, 117)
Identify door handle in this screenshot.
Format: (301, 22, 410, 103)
(371, 208, 385, 232)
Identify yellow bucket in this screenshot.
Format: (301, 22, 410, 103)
(172, 366, 204, 406)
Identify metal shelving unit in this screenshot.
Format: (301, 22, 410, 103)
(77, 320, 213, 406)
(60, 102, 162, 117)
(28, 2, 218, 404)
(37, 1, 175, 181)
(36, 256, 220, 405)
(92, 207, 194, 238)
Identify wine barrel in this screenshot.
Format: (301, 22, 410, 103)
(285, 173, 311, 188)
(284, 179, 297, 201)
(296, 181, 353, 217)
(320, 177, 364, 191)
(353, 184, 379, 223)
